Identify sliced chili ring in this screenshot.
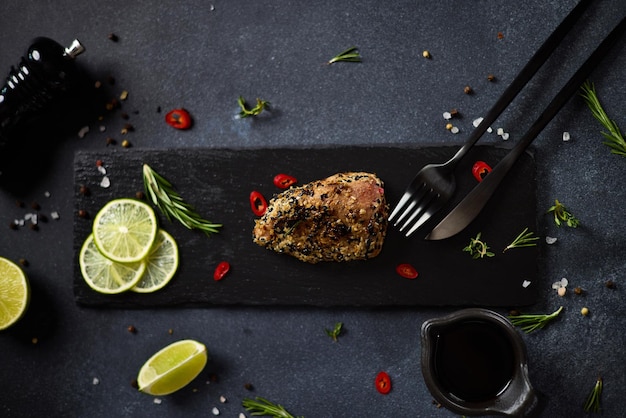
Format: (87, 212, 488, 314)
(165, 108, 193, 130)
(273, 173, 297, 189)
(213, 261, 230, 281)
(396, 263, 418, 279)
(472, 161, 492, 182)
(249, 190, 268, 216)
(375, 371, 392, 394)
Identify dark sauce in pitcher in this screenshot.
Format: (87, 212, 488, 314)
(433, 319, 515, 402)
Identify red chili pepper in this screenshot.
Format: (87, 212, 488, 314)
(375, 371, 392, 394)
(396, 263, 418, 279)
(249, 190, 268, 216)
(213, 261, 230, 281)
(273, 173, 297, 189)
(472, 161, 492, 182)
(165, 108, 193, 130)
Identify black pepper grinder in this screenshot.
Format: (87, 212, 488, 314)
(0, 37, 85, 151)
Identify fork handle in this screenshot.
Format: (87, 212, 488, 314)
(445, 0, 593, 168)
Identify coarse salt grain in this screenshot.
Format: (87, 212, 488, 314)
(100, 176, 111, 188)
(497, 127, 504, 136)
(472, 117, 484, 127)
(92, 377, 100, 385)
(545, 236, 557, 244)
(153, 398, 162, 405)
(212, 407, 220, 415)
(239, 414, 247, 418)
(97, 165, 107, 175)
(443, 111, 452, 120)
(522, 280, 531, 288)
(219, 395, 227, 403)
(44, 191, 51, 198)
(487, 127, 493, 133)
(562, 131, 571, 142)
(51, 211, 60, 220)
(450, 126, 459, 134)
(78, 126, 89, 138)
(501, 132, 510, 140)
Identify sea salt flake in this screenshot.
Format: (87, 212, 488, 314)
(450, 126, 459, 134)
(100, 176, 111, 188)
(501, 132, 510, 140)
(92, 377, 100, 385)
(562, 131, 571, 142)
(153, 398, 162, 405)
(443, 111, 452, 120)
(545, 236, 557, 244)
(51, 211, 60, 220)
(97, 165, 107, 175)
(487, 127, 493, 133)
(522, 280, 531, 288)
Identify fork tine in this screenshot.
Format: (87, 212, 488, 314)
(391, 185, 427, 226)
(398, 190, 437, 232)
(388, 192, 412, 222)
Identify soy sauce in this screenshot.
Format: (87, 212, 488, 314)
(433, 319, 515, 402)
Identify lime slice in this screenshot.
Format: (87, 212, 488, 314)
(137, 339, 208, 396)
(131, 230, 179, 293)
(92, 198, 158, 263)
(79, 234, 146, 294)
(0, 257, 30, 331)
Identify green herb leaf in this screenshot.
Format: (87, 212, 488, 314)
(508, 306, 563, 333)
(327, 46, 362, 65)
(325, 322, 343, 342)
(463, 232, 495, 259)
(242, 397, 303, 418)
(504, 227, 539, 252)
(580, 81, 626, 157)
(583, 376, 603, 413)
(238, 96, 270, 118)
(547, 199, 580, 228)
(142, 164, 222, 237)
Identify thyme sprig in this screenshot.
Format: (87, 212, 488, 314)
(463, 232, 494, 259)
(504, 228, 539, 252)
(327, 46, 361, 64)
(238, 96, 270, 118)
(583, 376, 603, 413)
(242, 397, 303, 418)
(142, 164, 222, 237)
(325, 322, 343, 342)
(508, 306, 563, 333)
(547, 199, 580, 228)
(580, 81, 626, 157)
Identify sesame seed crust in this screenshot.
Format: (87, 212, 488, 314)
(252, 172, 389, 264)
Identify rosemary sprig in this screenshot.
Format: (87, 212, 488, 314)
(327, 46, 361, 64)
(508, 306, 563, 333)
(142, 164, 222, 236)
(242, 397, 303, 418)
(238, 96, 270, 118)
(583, 376, 603, 413)
(580, 81, 626, 157)
(463, 232, 495, 259)
(325, 322, 343, 342)
(547, 199, 580, 228)
(504, 227, 539, 252)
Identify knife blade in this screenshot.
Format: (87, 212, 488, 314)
(426, 15, 626, 241)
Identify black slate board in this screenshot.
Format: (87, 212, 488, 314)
(73, 145, 538, 308)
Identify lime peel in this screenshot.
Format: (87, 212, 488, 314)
(0, 257, 30, 331)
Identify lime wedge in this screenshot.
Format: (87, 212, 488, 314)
(0, 257, 30, 330)
(131, 230, 179, 293)
(92, 198, 158, 263)
(137, 339, 208, 396)
(79, 234, 146, 294)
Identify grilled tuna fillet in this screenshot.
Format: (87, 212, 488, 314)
(252, 172, 388, 263)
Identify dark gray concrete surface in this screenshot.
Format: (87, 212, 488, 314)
(1, 1, 625, 416)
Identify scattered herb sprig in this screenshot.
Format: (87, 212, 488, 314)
(580, 81, 626, 157)
(504, 228, 539, 252)
(583, 376, 603, 413)
(242, 397, 302, 418)
(547, 199, 580, 228)
(238, 96, 270, 118)
(142, 164, 222, 236)
(327, 46, 361, 65)
(508, 306, 563, 333)
(463, 232, 494, 259)
(325, 322, 343, 342)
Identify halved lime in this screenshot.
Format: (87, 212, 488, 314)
(0, 257, 30, 331)
(131, 230, 179, 293)
(137, 339, 208, 396)
(92, 198, 158, 263)
(79, 234, 146, 294)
